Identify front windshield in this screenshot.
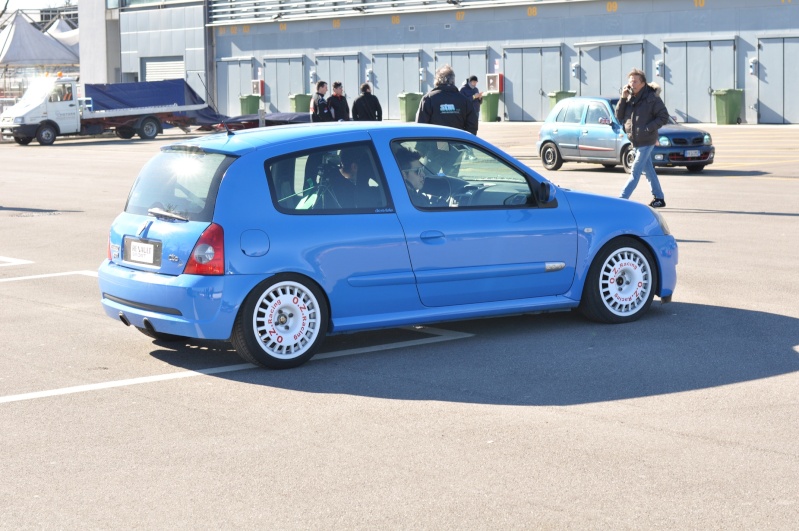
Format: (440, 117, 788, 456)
(19, 78, 56, 105)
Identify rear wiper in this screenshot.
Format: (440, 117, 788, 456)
(147, 207, 188, 222)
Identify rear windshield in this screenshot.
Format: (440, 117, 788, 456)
(124, 149, 235, 222)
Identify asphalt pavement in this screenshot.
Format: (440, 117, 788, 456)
(1, 121, 798, 529)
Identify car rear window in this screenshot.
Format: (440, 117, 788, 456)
(124, 148, 235, 222)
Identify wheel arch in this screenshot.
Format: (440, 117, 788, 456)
(135, 115, 163, 133)
(38, 120, 61, 135)
(231, 271, 334, 338)
(567, 233, 664, 302)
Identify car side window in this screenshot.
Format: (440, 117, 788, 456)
(391, 139, 539, 210)
(585, 102, 610, 125)
(266, 143, 390, 214)
(562, 102, 586, 124)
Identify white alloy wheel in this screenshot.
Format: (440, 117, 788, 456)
(598, 247, 652, 317)
(232, 275, 328, 369)
(579, 237, 657, 324)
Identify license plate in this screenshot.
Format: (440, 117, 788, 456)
(123, 237, 162, 267)
(685, 149, 700, 158)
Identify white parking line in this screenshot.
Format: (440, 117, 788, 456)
(0, 327, 473, 404)
(0, 256, 34, 267)
(0, 270, 98, 283)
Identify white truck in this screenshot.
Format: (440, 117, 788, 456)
(0, 77, 207, 145)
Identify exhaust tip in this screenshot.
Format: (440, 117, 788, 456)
(118, 312, 131, 327)
(142, 317, 156, 334)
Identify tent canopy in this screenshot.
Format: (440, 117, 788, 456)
(45, 18, 79, 56)
(0, 12, 79, 67)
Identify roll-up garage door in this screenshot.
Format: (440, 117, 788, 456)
(142, 57, 185, 82)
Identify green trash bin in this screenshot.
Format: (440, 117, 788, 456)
(548, 90, 577, 110)
(398, 92, 423, 122)
(712, 89, 743, 124)
(480, 91, 500, 122)
(289, 93, 312, 113)
(240, 94, 260, 115)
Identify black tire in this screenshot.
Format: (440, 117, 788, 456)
(36, 124, 57, 146)
(579, 237, 658, 324)
(621, 146, 634, 173)
(540, 142, 563, 171)
(138, 117, 160, 140)
(135, 326, 184, 343)
(115, 127, 135, 139)
(602, 163, 617, 170)
(231, 274, 329, 369)
(686, 164, 705, 173)
(14, 136, 32, 145)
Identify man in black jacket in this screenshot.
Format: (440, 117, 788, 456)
(416, 65, 477, 135)
(310, 81, 334, 123)
(327, 81, 350, 121)
(616, 68, 670, 208)
(352, 83, 382, 121)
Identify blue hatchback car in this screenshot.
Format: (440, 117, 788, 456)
(536, 96, 715, 173)
(98, 122, 677, 369)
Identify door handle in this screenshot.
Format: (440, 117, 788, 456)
(581, 129, 588, 134)
(420, 230, 445, 241)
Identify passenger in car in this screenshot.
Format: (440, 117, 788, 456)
(316, 148, 381, 209)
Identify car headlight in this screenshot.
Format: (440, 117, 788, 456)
(652, 209, 671, 235)
(703, 133, 712, 145)
(13, 117, 24, 124)
(657, 135, 670, 147)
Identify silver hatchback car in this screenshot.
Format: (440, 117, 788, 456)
(536, 96, 715, 173)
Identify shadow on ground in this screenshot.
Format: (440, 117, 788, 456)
(149, 302, 799, 406)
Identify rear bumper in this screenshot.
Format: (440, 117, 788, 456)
(98, 260, 258, 340)
(641, 234, 678, 299)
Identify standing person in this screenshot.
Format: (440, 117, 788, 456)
(310, 81, 333, 122)
(459, 75, 483, 130)
(616, 68, 670, 208)
(416, 64, 477, 135)
(352, 83, 382, 121)
(328, 81, 350, 121)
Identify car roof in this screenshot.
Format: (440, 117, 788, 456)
(166, 122, 476, 157)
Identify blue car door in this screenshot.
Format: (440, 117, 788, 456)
(385, 138, 578, 308)
(552, 99, 587, 159)
(578, 100, 620, 163)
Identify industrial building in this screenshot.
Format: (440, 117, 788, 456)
(79, 0, 799, 124)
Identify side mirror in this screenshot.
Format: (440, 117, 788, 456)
(537, 181, 556, 204)
(598, 117, 612, 125)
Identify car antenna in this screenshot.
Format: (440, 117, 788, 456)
(196, 73, 233, 136)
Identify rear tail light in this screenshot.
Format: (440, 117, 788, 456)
(183, 223, 225, 275)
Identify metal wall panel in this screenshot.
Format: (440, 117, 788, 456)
(578, 47, 601, 96)
(664, 42, 688, 122)
(785, 38, 799, 124)
(502, 47, 561, 122)
(263, 56, 304, 114)
(599, 45, 621, 96)
(758, 38, 784, 124)
(373, 53, 420, 119)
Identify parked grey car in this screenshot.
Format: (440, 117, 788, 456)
(536, 96, 715, 173)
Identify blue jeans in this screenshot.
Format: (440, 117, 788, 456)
(620, 144, 664, 200)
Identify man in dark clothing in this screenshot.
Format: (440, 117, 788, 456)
(327, 81, 350, 121)
(352, 83, 383, 121)
(460, 75, 483, 116)
(615, 68, 670, 208)
(416, 64, 478, 135)
(310, 81, 334, 123)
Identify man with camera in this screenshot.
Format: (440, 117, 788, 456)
(615, 68, 670, 208)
